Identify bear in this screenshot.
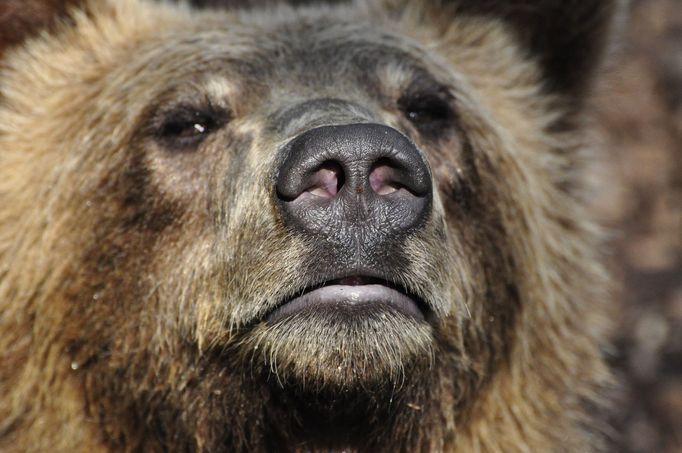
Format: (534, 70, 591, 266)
(0, 0, 622, 451)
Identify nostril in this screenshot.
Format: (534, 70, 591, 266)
(303, 161, 345, 200)
(277, 123, 431, 223)
(369, 158, 404, 196)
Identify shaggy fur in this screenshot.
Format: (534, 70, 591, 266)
(0, 0, 620, 451)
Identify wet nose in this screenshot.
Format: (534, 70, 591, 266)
(276, 123, 432, 237)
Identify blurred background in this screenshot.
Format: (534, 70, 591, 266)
(592, 0, 681, 451)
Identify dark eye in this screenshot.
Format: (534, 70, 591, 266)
(155, 107, 229, 150)
(399, 90, 456, 138)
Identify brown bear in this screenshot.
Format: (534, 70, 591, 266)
(0, 0, 622, 451)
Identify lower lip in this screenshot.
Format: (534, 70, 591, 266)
(266, 284, 424, 323)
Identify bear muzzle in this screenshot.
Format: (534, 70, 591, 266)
(271, 123, 434, 322)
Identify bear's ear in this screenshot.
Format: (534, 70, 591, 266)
(456, 1, 626, 98)
(438, 0, 627, 100)
(0, 0, 85, 58)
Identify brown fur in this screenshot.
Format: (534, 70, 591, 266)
(0, 0, 84, 58)
(0, 0, 620, 451)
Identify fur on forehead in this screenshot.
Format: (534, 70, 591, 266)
(0, 0, 623, 85)
(182, 0, 626, 101)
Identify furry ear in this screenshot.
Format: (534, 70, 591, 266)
(0, 0, 84, 57)
(444, 0, 625, 99)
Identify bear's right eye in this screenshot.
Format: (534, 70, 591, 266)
(155, 107, 229, 150)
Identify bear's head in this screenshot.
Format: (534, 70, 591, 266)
(0, 0, 621, 451)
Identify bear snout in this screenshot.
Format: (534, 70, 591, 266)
(276, 123, 433, 241)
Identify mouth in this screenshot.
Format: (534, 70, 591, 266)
(266, 276, 427, 323)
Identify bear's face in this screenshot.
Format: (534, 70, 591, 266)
(62, 4, 485, 387)
(5, 1, 509, 435)
(0, 0, 619, 450)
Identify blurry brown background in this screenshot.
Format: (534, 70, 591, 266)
(593, 0, 682, 451)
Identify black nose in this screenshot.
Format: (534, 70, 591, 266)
(276, 123, 432, 239)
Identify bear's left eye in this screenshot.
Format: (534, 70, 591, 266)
(399, 92, 455, 138)
(155, 107, 229, 150)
